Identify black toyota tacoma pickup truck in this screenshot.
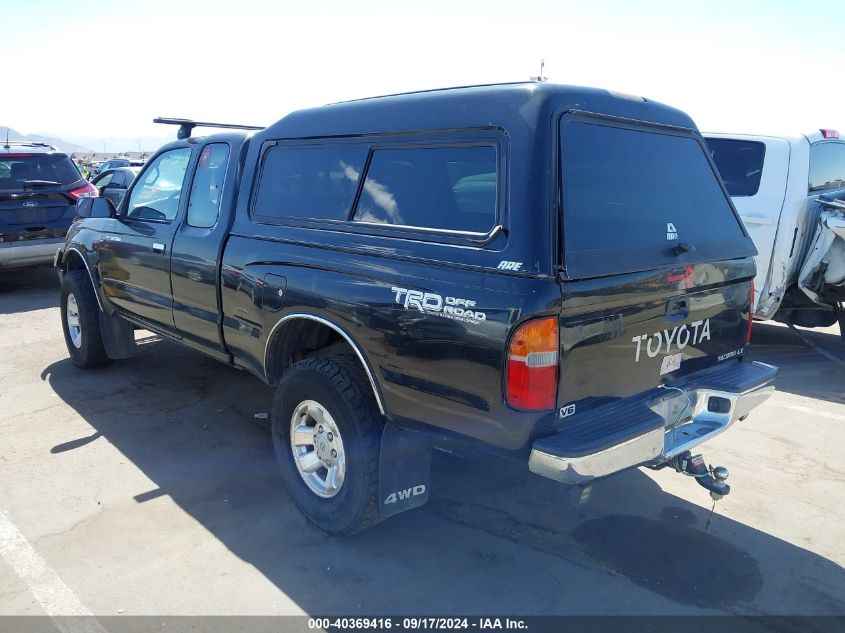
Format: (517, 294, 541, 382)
(55, 82, 778, 534)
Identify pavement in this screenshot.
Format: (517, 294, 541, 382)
(1, 267, 844, 617)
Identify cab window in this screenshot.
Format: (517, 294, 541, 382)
(809, 143, 845, 192)
(187, 144, 230, 228)
(125, 148, 191, 221)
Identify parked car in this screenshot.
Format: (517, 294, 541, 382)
(706, 130, 845, 332)
(91, 167, 140, 207)
(93, 158, 145, 176)
(55, 83, 777, 534)
(0, 141, 98, 270)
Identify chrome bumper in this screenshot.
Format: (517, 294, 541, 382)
(528, 361, 778, 485)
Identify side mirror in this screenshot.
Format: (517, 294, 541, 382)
(76, 196, 116, 219)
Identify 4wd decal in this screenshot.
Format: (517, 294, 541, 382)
(391, 286, 487, 324)
(384, 485, 426, 505)
(631, 319, 711, 362)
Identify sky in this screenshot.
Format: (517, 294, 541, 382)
(2, 0, 842, 144)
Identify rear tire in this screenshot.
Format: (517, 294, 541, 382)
(60, 270, 110, 369)
(271, 356, 384, 534)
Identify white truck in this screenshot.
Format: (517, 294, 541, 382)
(705, 130, 845, 334)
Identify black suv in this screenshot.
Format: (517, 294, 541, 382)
(56, 83, 778, 533)
(1, 142, 97, 270)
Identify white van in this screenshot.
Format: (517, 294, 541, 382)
(705, 130, 845, 332)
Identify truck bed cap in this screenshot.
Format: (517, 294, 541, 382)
(262, 82, 698, 139)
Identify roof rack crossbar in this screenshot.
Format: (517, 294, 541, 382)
(1, 140, 58, 150)
(153, 117, 264, 140)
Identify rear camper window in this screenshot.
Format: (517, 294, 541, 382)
(560, 120, 752, 278)
(706, 138, 766, 196)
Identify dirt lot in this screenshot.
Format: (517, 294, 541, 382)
(1, 267, 844, 617)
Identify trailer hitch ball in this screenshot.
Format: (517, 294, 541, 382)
(673, 451, 731, 500)
(710, 466, 730, 501)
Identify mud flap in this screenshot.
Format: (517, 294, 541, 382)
(99, 311, 136, 360)
(378, 422, 432, 518)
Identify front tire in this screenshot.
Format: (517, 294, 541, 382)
(271, 356, 384, 534)
(60, 270, 109, 369)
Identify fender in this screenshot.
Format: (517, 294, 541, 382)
(263, 313, 387, 416)
(59, 244, 136, 359)
(58, 245, 107, 313)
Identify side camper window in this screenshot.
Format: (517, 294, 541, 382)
(253, 145, 368, 221)
(352, 145, 497, 234)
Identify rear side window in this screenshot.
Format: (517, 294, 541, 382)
(809, 143, 845, 192)
(0, 154, 81, 190)
(187, 143, 230, 228)
(706, 138, 766, 196)
(352, 146, 496, 233)
(253, 145, 367, 221)
(561, 121, 749, 277)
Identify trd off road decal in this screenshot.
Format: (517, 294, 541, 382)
(631, 319, 711, 362)
(391, 286, 487, 325)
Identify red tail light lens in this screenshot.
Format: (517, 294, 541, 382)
(820, 129, 840, 139)
(68, 182, 99, 200)
(506, 317, 559, 411)
(746, 279, 755, 345)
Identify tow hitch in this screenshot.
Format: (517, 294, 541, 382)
(671, 451, 730, 500)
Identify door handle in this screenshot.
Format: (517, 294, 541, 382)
(152, 242, 166, 254)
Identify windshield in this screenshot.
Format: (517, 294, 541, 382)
(560, 119, 751, 278)
(0, 153, 82, 190)
(706, 138, 766, 197)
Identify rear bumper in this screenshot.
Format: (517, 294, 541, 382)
(0, 238, 65, 269)
(528, 361, 778, 485)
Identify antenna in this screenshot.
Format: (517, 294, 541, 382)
(4, 126, 9, 149)
(153, 117, 264, 140)
(530, 58, 548, 83)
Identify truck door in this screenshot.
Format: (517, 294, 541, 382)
(170, 142, 235, 361)
(98, 147, 192, 333)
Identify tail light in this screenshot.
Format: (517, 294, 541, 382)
(68, 182, 99, 200)
(506, 316, 559, 411)
(820, 129, 840, 139)
(746, 279, 755, 345)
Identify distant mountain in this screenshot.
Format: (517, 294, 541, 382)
(1, 126, 93, 153)
(60, 134, 172, 154)
(26, 134, 92, 154)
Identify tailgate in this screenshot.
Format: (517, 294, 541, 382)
(558, 262, 755, 410)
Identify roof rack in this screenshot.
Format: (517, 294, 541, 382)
(1, 140, 58, 151)
(153, 117, 264, 140)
